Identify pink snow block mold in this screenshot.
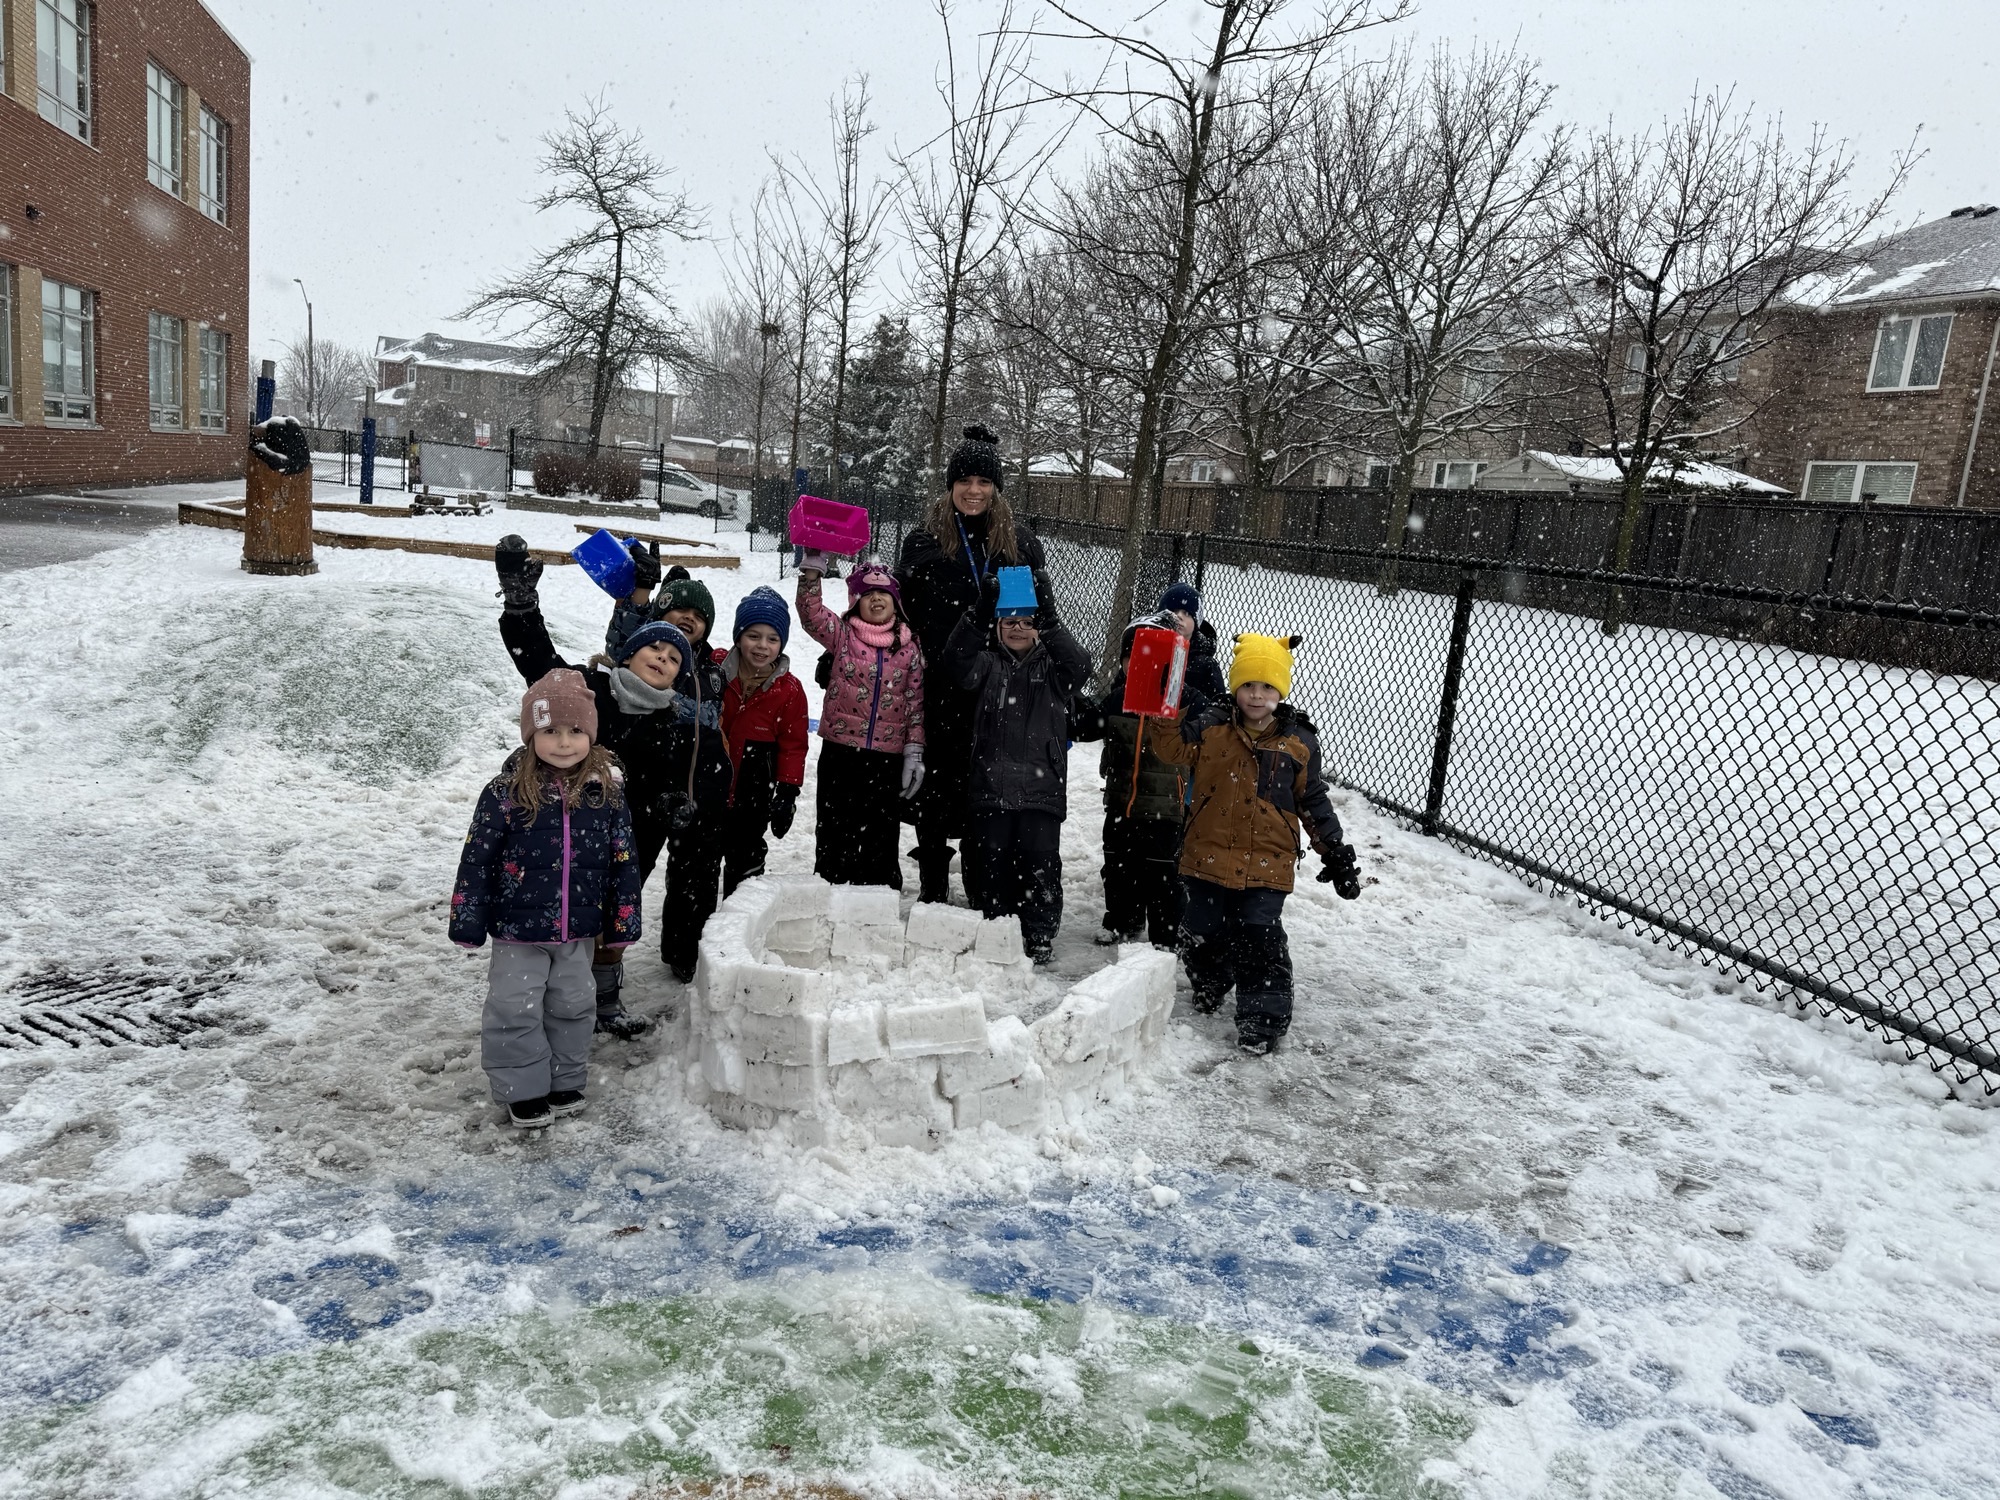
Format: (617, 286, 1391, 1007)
(788, 495, 871, 557)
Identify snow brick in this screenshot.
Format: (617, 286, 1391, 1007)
(830, 923, 905, 964)
(939, 1015, 1035, 1097)
(1032, 994, 1113, 1065)
(699, 1039, 745, 1096)
(952, 1059, 1048, 1132)
(766, 916, 830, 961)
(869, 1095, 953, 1151)
(740, 1057, 826, 1114)
(1071, 965, 1149, 1033)
(1106, 1023, 1141, 1065)
(829, 885, 900, 928)
(974, 913, 1025, 963)
(1117, 946, 1178, 1019)
(886, 997, 987, 1057)
(709, 1093, 777, 1133)
(954, 952, 1034, 987)
(904, 902, 983, 955)
(831, 1058, 941, 1116)
(826, 1004, 887, 1067)
(1041, 1048, 1109, 1097)
(774, 874, 832, 917)
(733, 962, 826, 1018)
(738, 1010, 826, 1068)
(694, 941, 742, 1012)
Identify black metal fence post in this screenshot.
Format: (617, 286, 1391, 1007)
(506, 428, 517, 494)
(1194, 532, 1209, 592)
(1422, 570, 1480, 836)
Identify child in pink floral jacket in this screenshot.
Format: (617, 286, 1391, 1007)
(796, 556, 926, 887)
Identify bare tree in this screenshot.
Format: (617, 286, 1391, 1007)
(724, 193, 790, 485)
(275, 337, 371, 427)
(1551, 89, 1912, 625)
(897, 0, 1059, 477)
(764, 169, 831, 482)
(1017, 0, 1410, 666)
(781, 79, 892, 500)
(1314, 44, 1567, 589)
(461, 97, 702, 457)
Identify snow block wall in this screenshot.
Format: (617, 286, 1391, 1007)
(686, 876, 1177, 1150)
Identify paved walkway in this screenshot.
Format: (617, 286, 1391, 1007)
(0, 481, 237, 573)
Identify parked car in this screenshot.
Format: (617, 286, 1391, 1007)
(641, 459, 740, 518)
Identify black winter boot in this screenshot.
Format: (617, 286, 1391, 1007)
(595, 1007, 653, 1040)
(915, 846, 956, 905)
(507, 1097, 551, 1129)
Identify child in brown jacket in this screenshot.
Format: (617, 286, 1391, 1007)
(1148, 633, 1362, 1053)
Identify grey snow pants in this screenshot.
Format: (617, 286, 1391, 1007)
(481, 937, 596, 1103)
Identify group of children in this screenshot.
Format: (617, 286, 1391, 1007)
(452, 533, 1364, 1127)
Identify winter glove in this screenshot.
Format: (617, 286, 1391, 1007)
(769, 783, 798, 839)
(662, 791, 698, 832)
(494, 534, 544, 614)
(900, 743, 926, 800)
(976, 574, 1002, 628)
(799, 549, 833, 576)
(628, 539, 662, 593)
(1318, 842, 1363, 900)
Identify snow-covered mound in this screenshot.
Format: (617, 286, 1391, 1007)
(688, 877, 1176, 1148)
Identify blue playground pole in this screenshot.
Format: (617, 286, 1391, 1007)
(254, 358, 275, 423)
(359, 417, 378, 506)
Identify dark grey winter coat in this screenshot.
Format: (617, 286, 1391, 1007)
(943, 613, 1093, 819)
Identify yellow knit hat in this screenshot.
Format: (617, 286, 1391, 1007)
(1227, 633, 1300, 698)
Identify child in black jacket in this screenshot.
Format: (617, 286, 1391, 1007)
(494, 538, 731, 1009)
(941, 569, 1092, 963)
(1072, 612, 1190, 949)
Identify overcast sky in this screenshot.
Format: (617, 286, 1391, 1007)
(206, 0, 1992, 368)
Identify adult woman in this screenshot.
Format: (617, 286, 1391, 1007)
(896, 424, 1048, 904)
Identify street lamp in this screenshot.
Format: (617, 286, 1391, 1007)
(293, 278, 314, 426)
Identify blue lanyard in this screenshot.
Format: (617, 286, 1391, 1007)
(956, 515, 989, 592)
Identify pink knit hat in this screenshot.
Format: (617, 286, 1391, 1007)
(520, 668, 598, 744)
(846, 561, 903, 609)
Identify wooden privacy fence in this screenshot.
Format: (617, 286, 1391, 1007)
(1022, 480, 2000, 618)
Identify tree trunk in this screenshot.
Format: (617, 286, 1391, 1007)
(586, 228, 628, 459)
(930, 287, 960, 478)
(1377, 453, 1418, 595)
(1601, 467, 1647, 635)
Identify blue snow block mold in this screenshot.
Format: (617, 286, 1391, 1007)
(573, 529, 638, 598)
(996, 565, 1037, 617)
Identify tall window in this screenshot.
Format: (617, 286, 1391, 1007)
(148, 312, 185, 428)
(145, 61, 185, 196)
(1620, 341, 1648, 394)
(198, 327, 228, 430)
(1803, 460, 1918, 506)
(0, 267, 13, 419)
(198, 108, 230, 223)
(41, 279, 94, 422)
(36, 0, 92, 142)
(1868, 314, 1953, 391)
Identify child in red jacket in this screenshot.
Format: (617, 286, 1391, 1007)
(719, 587, 810, 895)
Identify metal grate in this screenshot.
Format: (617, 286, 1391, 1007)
(0, 965, 232, 1049)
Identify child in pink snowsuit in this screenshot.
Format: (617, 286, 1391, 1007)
(796, 556, 926, 887)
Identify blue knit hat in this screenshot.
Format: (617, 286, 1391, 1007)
(732, 585, 791, 651)
(1157, 583, 1202, 622)
(615, 619, 695, 691)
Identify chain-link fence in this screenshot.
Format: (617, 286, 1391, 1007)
(1028, 512, 2000, 1094)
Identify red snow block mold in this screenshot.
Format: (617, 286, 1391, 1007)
(787, 494, 871, 557)
(1124, 626, 1188, 717)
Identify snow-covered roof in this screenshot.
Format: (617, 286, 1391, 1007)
(1029, 451, 1126, 478)
(372, 332, 680, 395)
(1825, 207, 2000, 307)
(1515, 451, 1789, 495)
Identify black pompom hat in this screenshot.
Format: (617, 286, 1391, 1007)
(944, 423, 1005, 492)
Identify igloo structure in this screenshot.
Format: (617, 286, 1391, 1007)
(685, 875, 1178, 1149)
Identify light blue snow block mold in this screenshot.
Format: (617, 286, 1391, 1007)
(573, 529, 638, 598)
(996, 565, 1037, 617)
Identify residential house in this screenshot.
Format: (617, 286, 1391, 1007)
(366, 332, 677, 449)
(0, 0, 250, 492)
(1745, 206, 2000, 507)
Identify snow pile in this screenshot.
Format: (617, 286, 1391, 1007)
(687, 876, 1177, 1148)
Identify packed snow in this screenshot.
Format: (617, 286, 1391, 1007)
(0, 509, 1995, 1498)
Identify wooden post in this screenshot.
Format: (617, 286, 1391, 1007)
(243, 419, 318, 575)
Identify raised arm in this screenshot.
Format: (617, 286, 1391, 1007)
(794, 569, 843, 652)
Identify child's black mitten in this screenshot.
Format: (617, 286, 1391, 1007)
(494, 535, 543, 614)
(769, 784, 798, 839)
(628, 539, 662, 593)
(662, 791, 698, 832)
(976, 574, 1002, 627)
(1318, 842, 1363, 900)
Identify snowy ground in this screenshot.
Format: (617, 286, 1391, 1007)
(0, 510, 1995, 1498)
